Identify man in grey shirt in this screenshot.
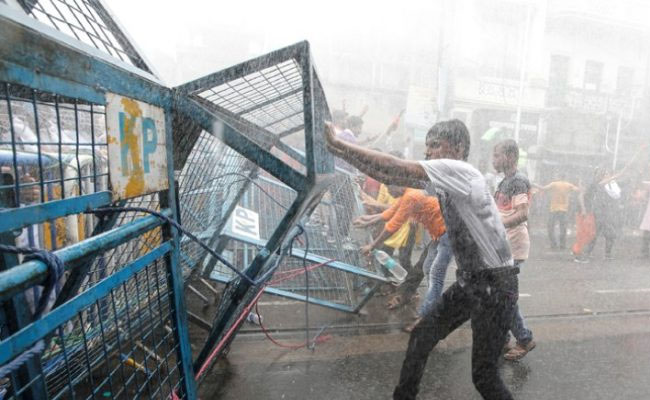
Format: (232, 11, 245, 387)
(324, 119, 519, 400)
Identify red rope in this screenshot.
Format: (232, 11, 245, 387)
(194, 286, 266, 380)
(267, 261, 331, 286)
(171, 260, 335, 398)
(254, 302, 332, 349)
(191, 259, 336, 384)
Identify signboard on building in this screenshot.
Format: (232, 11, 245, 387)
(106, 93, 168, 200)
(405, 85, 437, 131)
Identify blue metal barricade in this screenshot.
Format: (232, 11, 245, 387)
(208, 172, 389, 313)
(171, 40, 339, 382)
(0, 2, 196, 398)
(1, 1, 394, 396)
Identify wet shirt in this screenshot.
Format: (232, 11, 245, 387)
(381, 188, 446, 240)
(494, 172, 531, 261)
(419, 159, 513, 271)
(548, 181, 578, 212)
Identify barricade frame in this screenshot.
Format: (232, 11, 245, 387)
(0, 4, 197, 398)
(172, 41, 339, 381)
(1, 2, 390, 394)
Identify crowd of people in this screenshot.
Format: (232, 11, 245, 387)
(528, 147, 648, 263)
(322, 113, 650, 400)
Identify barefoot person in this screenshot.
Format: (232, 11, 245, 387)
(324, 119, 519, 400)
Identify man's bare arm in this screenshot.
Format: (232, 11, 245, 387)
(367, 169, 426, 188)
(501, 203, 528, 228)
(362, 197, 391, 212)
(325, 122, 427, 187)
(353, 213, 385, 228)
(600, 145, 647, 185)
(361, 228, 393, 256)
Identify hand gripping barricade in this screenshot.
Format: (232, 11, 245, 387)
(0, 1, 392, 398)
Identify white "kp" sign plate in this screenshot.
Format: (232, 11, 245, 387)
(228, 206, 261, 241)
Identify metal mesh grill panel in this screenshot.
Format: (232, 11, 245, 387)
(17, 0, 150, 72)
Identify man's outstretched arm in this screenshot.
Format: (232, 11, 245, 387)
(324, 122, 427, 187)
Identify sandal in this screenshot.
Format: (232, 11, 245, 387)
(386, 295, 404, 310)
(386, 293, 419, 310)
(402, 317, 422, 333)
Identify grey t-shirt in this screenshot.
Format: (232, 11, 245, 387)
(419, 159, 513, 270)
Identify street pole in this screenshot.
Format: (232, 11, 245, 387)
(436, 0, 447, 121)
(514, 3, 533, 143)
(612, 112, 622, 171)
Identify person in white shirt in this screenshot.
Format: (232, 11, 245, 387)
(324, 119, 518, 400)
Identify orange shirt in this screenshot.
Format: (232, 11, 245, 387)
(547, 181, 578, 212)
(381, 188, 446, 240)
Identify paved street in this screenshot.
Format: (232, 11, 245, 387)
(197, 232, 650, 399)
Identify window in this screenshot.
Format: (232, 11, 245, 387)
(546, 55, 569, 107)
(584, 60, 603, 91)
(548, 55, 569, 88)
(616, 66, 634, 95)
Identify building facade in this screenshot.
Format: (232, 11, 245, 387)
(444, 0, 650, 182)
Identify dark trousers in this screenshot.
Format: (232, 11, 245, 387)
(396, 226, 425, 300)
(394, 274, 518, 400)
(586, 218, 616, 256)
(547, 211, 567, 248)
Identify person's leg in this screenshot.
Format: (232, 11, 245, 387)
(642, 230, 650, 258)
(403, 241, 439, 331)
(394, 282, 472, 400)
(509, 304, 533, 345)
(505, 261, 534, 360)
(419, 233, 453, 317)
(470, 275, 518, 400)
(395, 228, 425, 303)
(603, 221, 616, 258)
(585, 219, 601, 256)
(422, 240, 438, 286)
(397, 225, 417, 268)
(558, 211, 568, 249)
(547, 211, 558, 248)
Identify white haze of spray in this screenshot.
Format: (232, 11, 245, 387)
(109, 0, 439, 85)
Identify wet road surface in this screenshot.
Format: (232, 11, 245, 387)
(196, 233, 650, 399)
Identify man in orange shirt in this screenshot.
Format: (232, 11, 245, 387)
(359, 151, 415, 260)
(354, 187, 449, 313)
(536, 173, 579, 249)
